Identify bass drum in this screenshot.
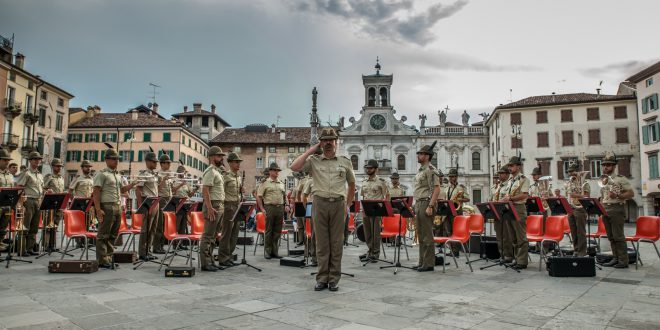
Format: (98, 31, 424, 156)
(356, 223, 366, 242)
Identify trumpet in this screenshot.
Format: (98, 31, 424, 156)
(123, 175, 156, 184)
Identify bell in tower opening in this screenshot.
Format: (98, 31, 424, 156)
(362, 57, 393, 109)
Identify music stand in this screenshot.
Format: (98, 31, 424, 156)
(436, 200, 457, 218)
(69, 198, 92, 212)
(132, 197, 161, 270)
(380, 199, 415, 274)
(36, 193, 70, 258)
(0, 188, 31, 267)
(480, 201, 520, 272)
(163, 197, 184, 213)
(579, 198, 606, 270)
(360, 200, 394, 266)
(526, 196, 545, 214)
(234, 201, 261, 272)
(547, 197, 573, 216)
(469, 202, 499, 265)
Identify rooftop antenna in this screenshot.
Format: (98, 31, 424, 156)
(509, 89, 513, 103)
(149, 82, 161, 104)
(276, 115, 281, 128)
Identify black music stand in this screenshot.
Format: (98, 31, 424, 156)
(360, 199, 394, 266)
(69, 198, 93, 212)
(133, 197, 161, 270)
(436, 200, 457, 218)
(163, 197, 184, 213)
(526, 196, 545, 214)
(380, 198, 415, 274)
(36, 193, 71, 258)
(469, 202, 498, 265)
(480, 201, 520, 272)
(579, 197, 606, 270)
(235, 201, 261, 272)
(547, 197, 573, 216)
(0, 188, 31, 267)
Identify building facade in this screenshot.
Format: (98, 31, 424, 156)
(627, 61, 660, 216)
(172, 103, 230, 142)
(66, 105, 209, 184)
(486, 92, 642, 220)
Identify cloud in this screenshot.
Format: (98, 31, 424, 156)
(579, 59, 659, 79)
(290, 0, 468, 46)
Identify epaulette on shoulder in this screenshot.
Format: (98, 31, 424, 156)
(429, 165, 436, 170)
(340, 155, 350, 161)
(459, 184, 466, 188)
(379, 177, 386, 182)
(520, 175, 526, 179)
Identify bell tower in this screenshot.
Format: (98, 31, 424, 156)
(362, 57, 393, 109)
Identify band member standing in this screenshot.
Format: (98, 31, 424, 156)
(291, 127, 356, 291)
(43, 158, 66, 249)
(257, 162, 286, 259)
(491, 165, 513, 263)
(566, 163, 590, 257)
(499, 156, 530, 270)
(16, 151, 45, 256)
(217, 152, 243, 267)
(444, 168, 470, 256)
(93, 149, 135, 268)
(302, 172, 317, 266)
(412, 144, 440, 272)
(173, 165, 197, 234)
(0, 149, 14, 253)
(294, 172, 308, 243)
(136, 152, 160, 261)
(153, 154, 176, 254)
(389, 173, 406, 198)
(599, 152, 634, 268)
(359, 159, 390, 263)
(200, 146, 226, 272)
(69, 160, 94, 198)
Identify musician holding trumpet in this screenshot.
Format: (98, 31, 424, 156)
(599, 152, 634, 269)
(444, 168, 470, 257)
(565, 163, 590, 257)
(16, 151, 45, 256)
(499, 156, 530, 270)
(0, 149, 14, 253)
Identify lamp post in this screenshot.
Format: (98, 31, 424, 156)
(127, 130, 135, 176)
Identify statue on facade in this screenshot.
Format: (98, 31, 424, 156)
(337, 116, 345, 129)
(462, 110, 470, 126)
(419, 114, 427, 128)
(438, 109, 447, 126)
(312, 87, 318, 108)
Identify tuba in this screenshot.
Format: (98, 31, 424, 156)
(598, 175, 621, 196)
(452, 189, 464, 210)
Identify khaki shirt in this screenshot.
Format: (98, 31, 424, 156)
(202, 165, 225, 201)
(301, 154, 356, 199)
(296, 177, 308, 200)
(413, 164, 440, 200)
(446, 183, 470, 203)
(16, 168, 43, 199)
(136, 169, 158, 197)
(93, 167, 122, 204)
(0, 169, 13, 188)
(600, 175, 632, 204)
(389, 184, 406, 198)
(69, 174, 94, 198)
(258, 177, 285, 205)
(489, 183, 500, 202)
(500, 172, 530, 205)
(223, 170, 242, 202)
(564, 177, 590, 208)
(175, 183, 192, 198)
(302, 179, 314, 201)
(43, 173, 65, 193)
(158, 174, 173, 198)
(361, 175, 389, 200)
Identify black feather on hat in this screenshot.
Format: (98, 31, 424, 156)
(103, 142, 114, 149)
(149, 146, 154, 152)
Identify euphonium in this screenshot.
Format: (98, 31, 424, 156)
(598, 175, 622, 196)
(452, 189, 464, 210)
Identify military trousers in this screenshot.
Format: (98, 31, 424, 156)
(505, 204, 528, 266)
(312, 195, 345, 284)
(200, 200, 224, 267)
(363, 215, 381, 258)
(96, 203, 121, 264)
(491, 217, 513, 261)
(414, 200, 435, 269)
(603, 204, 628, 264)
(152, 198, 169, 250)
(264, 204, 284, 256)
(22, 198, 40, 254)
(217, 201, 240, 263)
(138, 206, 159, 257)
(569, 208, 588, 256)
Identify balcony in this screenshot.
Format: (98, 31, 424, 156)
(0, 133, 19, 151)
(3, 98, 22, 118)
(21, 138, 36, 154)
(423, 126, 487, 136)
(23, 106, 39, 126)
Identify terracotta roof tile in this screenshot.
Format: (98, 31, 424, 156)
(495, 93, 635, 110)
(69, 113, 181, 128)
(210, 126, 311, 145)
(626, 60, 660, 83)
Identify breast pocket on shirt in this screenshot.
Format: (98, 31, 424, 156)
(336, 166, 346, 178)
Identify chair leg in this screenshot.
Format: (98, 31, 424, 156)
(403, 236, 409, 261)
(653, 242, 660, 260)
(539, 240, 545, 271)
(461, 243, 473, 272)
(61, 237, 72, 260)
(442, 243, 446, 273)
(253, 234, 258, 255)
(637, 241, 643, 267)
(159, 240, 174, 271)
(382, 239, 387, 259)
(450, 243, 459, 269)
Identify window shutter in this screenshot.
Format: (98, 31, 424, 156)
(583, 160, 590, 176)
(84, 134, 89, 142)
(653, 94, 659, 110)
(101, 133, 106, 142)
(557, 161, 564, 180)
(100, 151, 105, 161)
(618, 158, 631, 177)
(66, 151, 71, 162)
(643, 98, 649, 114)
(643, 125, 650, 144)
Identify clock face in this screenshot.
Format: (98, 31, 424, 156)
(370, 114, 386, 130)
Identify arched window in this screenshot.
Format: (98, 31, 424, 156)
(368, 88, 376, 107)
(472, 151, 481, 170)
(379, 87, 388, 107)
(350, 155, 358, 170)
(397, 154, 405, 171)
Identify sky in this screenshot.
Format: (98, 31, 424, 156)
(1, 0, 659, 129)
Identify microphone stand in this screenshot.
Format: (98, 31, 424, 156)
(236, 171, 261, 272)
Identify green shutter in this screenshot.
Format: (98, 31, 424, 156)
(66, 151, 71, 162)
(653, 94, 659, 110)
(100, 151, 105, 160)
(643, 125, 650, 144)
(101, 133, 106, 142)
(643, 97, 649, 114)
(84, 134, 89, 142)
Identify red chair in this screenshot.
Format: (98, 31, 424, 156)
(253, 212, 266, 256)
(433, 215, 473, 273)
(189, 212, 205, 235)
(159, 211, 201, 270)
(347, 213, 356, 242)
(626, 216, 660, 268)
(526, 215, 544, 237)
(380, 215, 409, 261)
(587, 216, 608, 251)
(304, 218, 314, 260)
(528, 215, 566, 271)
(131, 212, 144, 231)
(467, 214, 485, 253)
(562, 216, 572, 243)
(119, 212, 140, 252)
(61, 210, 97, 260)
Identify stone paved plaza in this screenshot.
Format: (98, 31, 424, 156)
(0, 224, 659, 330)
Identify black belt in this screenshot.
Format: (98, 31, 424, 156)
(315, 195, 344, 202)
(26, 197, 39, 200)
(265, 204, 284, 206)
(604, 202, 624, 206)
(416, 198, 430, 202)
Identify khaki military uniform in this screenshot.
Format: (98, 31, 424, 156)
(43, 173, 66, 248)
(500, 172, 530, 266)
(200, 165, 224, 267)
(302, 179, 317, 262)
(217, 169, 242, 264)
(0, 170, 13, 243)
(93, 168, 123, 264)
(257, 177, 285, 257)
(70, 174, 94, 198)
(154, 173, 173, 251)
(301, 154, 355, 285)
(294, 176, 308, 244)
(444, 183, 470, 254)
(361, 175, 389, 259)
(566, 178, 591, 256)
(490, 180, 513, 261)
(413, 164, 440, 269)
(136, 169, 159, 257)
(174, 183, 193, 234)
(600, 175, 632, 264)
(389, 185, 406, 198)
(16, 168, 44, 254)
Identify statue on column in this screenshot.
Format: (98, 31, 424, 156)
(461, 110, 470, 126)
(419, 114, 427, 128)
(438, 109, 447, 126)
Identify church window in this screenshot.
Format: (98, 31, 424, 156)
(397, 154, 405, 171)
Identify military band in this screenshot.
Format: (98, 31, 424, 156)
(200, 146, 226, 271)
(499, 156, 530, 270)
(412, 143, 440, 272)
(217, 152, 243, 267)
(135, 152, 160, 260)
(565, 163, 591, 257)
(491, 165, 513, 263)
(16, 151, 45, 256)
(256, 162, 286, 259)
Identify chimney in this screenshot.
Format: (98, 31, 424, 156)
(596, 88, 601, 95)
(152, 102, 159, 113)
(93, 105, 101, 114)
(193, 103, 202, 113)
(183, 106, 188, 113)
(14, 53, 24, 69)
(86, 106, 94, 118)
(211, 104, 216, 114)
(271, 124, 276, 133)
(280, 132, 286, 140)
(131, 110, 138, 120)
